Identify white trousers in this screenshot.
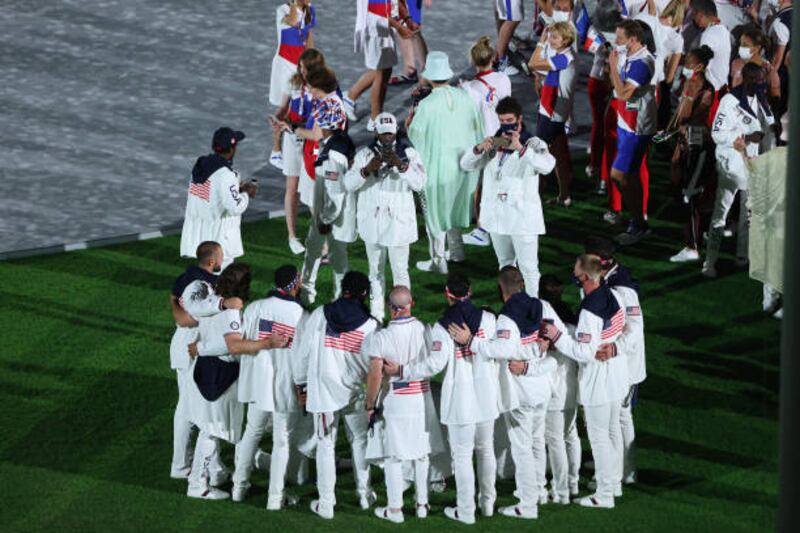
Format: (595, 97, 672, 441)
(386, 457, 429, 510)
(620, 386, 637, 481)
(545, 405, 581, 498)
(301, 223, 348, 303)
(426, 227, 464, 265)
(172, 368, 196, 474)
(710, 167, 749, 261)
(505, 403, 547, 510)
(583, 402, 622, 500)
(313, 407, 372, 508)
(188, 430, 221, 489)
(232, 406, 271, 488)
(269, 411, 312, 498)
(447, 420, 497, 518)
(365, 241, 411, 320)
(490, 233, 540, 297)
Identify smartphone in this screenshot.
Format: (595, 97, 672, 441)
(492, 136, 511, 149)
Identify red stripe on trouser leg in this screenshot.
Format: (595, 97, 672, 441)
(587, 77, 610, 171)
(640, 152, 649, 217)
(608, 176, 623, 212)
(602, 102, 622, 212)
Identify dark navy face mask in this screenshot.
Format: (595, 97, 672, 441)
(571, 273, 583, 288)
(497, 122, 519, 136)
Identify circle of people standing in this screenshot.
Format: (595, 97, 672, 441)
(172, 0, 789, 523)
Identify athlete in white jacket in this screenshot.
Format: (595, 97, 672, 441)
(291, 272, 380, 519)
(384, 273, 499, 525)
(449, 266, 556, 519)
(703, 65, 774, 278)
(540, 254, 629, 509)
(344, 113, 427, 319)
(180, 128, 257, 268)
(460, 97, 556, 297)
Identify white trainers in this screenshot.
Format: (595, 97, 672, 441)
(310, 499, 334, 519)
(549, 489, 570, 505)
(585, 165, 596, 178)
(267, 494, 299, 511)
(231, 484, 248, 503)
(359, 490, 377, 510)
(480, 500, 494, 517)
(462, 228, 491, 246)
(270, 151, 284, 170)
(343, 96, 358, 122)
(497, 57, 519, 76)
(701, 260, 717, 278)
(375, 507, 405, 523)
(288, 238, 305, 255)
(416, 259, 448, 274)
(578, 494, 614, 509)
(254, 449, 271, 471)
(366, 118, 376, 132)
(614, 484, 623, 497)
(623, 471, 637, 485)
(444, 506, 475, 525)
(569, 483, 579, 497)
(187, 485, 229, 500)
(416, 503, 430, 518)
(670, 247, 700, 263)
(499, 504, 538, 519)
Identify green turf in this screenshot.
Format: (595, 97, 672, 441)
(0, 157, 779, 531)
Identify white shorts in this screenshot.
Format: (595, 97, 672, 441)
(496, 0, 524, 21)
(270, 55, 297, 107)
(281, 131, 303, 177)
(364, 24, 398, 70)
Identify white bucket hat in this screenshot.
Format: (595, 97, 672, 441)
(421, 51, 454, 81)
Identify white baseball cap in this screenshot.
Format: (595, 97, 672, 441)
(375, 112, 398, 135)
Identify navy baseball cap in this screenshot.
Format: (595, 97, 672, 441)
(212, 127, 245, 151)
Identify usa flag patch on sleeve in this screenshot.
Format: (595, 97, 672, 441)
(626, 306, 641, 316)
(325, 171, 338, 181)
(497, 330, 510, 339)
(577, 332, 591, 343)
(432, 341, 442, 352)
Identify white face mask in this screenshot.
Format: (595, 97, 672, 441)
(552, 10, 570, 23)
(615, 44, 628, 54)
(682, 67, 696, 79)
(739, 46, 753, 60)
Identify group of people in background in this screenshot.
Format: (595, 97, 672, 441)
(171, 0, 789, 524)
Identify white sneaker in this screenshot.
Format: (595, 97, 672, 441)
(538, 490, 549, 505)
(288, 238, 305, 255)
(670, 247, 700, 263)
(585, 165, 596, 178)
(578, 494, 614, 509)
(569, 483, 579, 497)
(359, 490, 377, 510)
(416, 259, 448, 274)
(623, 472, 637, 485)
(774, 308, 783, 319)
(497, 57, 519, 76)
(254, 449, 271, 471)
(701, 261, 717, 278)
(430, 479, 447, 493)
(480, 500, 494, 517)
(170, 466, 190, 479)
(270, 151, 284, 170)
(231, 484, 248, 503)
(549, 490, 570, 505)
(209, 469, 231, 487)
(443, 506, 475, 525)
(416, 503, 430, 518)
(366, 118, 376, 132)
(499, 504, 538, 519)
(462, 228, 491, 246)
(310, 499, 334, 519)
(343, 96, 358, 122)
(375, 507, 405, 523)
(267, 494, 299, 510)
(614, 484, 623, 497)
(187, 485, 229, 500)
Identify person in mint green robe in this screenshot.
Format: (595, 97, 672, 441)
(408, 51, 484, 273)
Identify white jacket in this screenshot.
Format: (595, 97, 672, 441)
(402, 312, 499, 426)
(170, 279, 224, 370)
(344, 145, 426, 247)
(237, 295, 307, 413)
(470, 313, 556, 412)
(553, 287, 629, 407)
(539, 301, 579, 412)
(606, 281, 646, 386)
(311, 141, 357, 243)
(712, 93, 773, 190)
(180, 165, 249, 259)
(460, 137, 555, 236)
(291, 306, 379, 413)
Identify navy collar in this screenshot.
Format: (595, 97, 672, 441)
(499, 292, 543, 336)
(438, 300, 482, 337)
(323, 297, 371, 334)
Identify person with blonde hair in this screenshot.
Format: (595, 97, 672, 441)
(460, 36, 512, 248)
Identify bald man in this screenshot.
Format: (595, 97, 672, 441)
(364, 286, 442, 523)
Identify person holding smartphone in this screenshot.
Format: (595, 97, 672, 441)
(459, 97, 555, 298)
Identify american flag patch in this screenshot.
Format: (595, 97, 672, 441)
(431, 341, 442, 352)
(626, 306, 641, 316)
(259, 319, 295, 348)
(497, 329, 510, 339)
(324, 328, 365, 353)
(391, 380, 430, 395)
(521, 331, 539, 345)
(601, 308, 626, 340)
(456, 328, 484, 358)
(189, 180, 210, 201)
(325, 171, 338, 181)
(577, 332, 592, 343)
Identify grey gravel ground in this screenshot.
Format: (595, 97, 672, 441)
(0, 0, 593, 258)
